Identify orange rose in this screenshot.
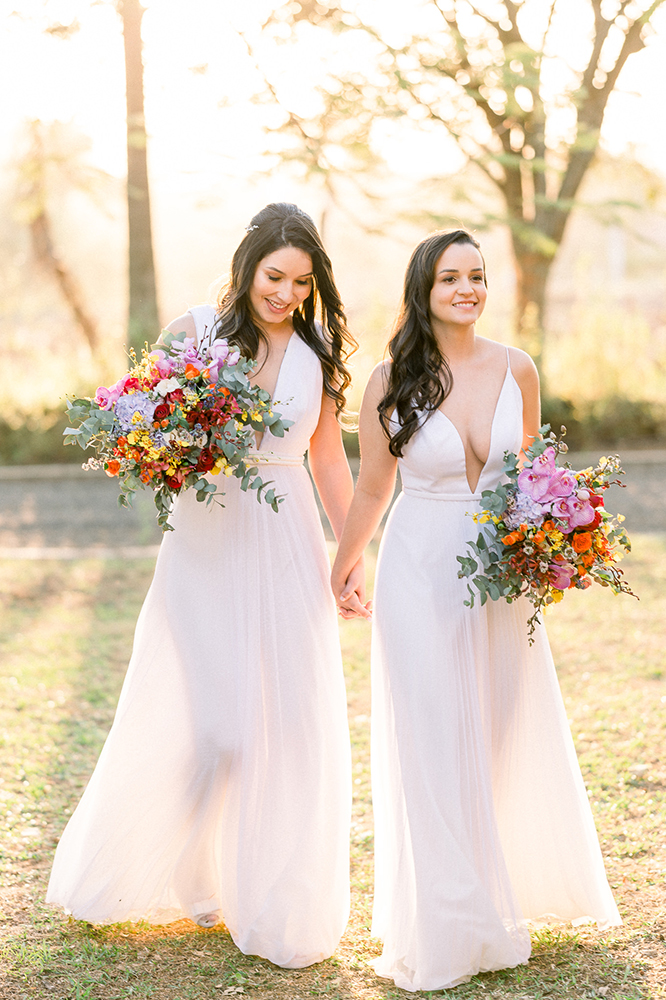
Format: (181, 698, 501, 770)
(502, 531, 524, 546)
(105, 459, 121, 477)
(533, 530, 546, 545)
(572, 531, 593, 553)
(184, 364, 199, 380)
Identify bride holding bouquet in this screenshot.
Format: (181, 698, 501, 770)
(48, 203, 359, 969)
(332, 229, 620, 992)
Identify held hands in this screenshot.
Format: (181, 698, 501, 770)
(332, 558, 373, 621)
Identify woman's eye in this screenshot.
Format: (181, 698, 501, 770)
(296, 279, 311, 287)
(267, 275, 280, 282)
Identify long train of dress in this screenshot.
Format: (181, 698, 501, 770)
(47, 305, 351, 969)
(371, 356, 620, 991)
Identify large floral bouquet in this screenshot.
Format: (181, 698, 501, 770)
(63, 330, 292, 530)
(456, 426, 635, 642)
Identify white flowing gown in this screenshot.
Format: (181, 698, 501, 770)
(47, 305, 352, 969)
(371, 352, 620, 992)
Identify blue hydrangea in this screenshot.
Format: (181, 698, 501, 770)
(114, 392, 156, 430)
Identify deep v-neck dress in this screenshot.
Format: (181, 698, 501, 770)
(371, 352, 620, 992)
(47, 305, 351, 968)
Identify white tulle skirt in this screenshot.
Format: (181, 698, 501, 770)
(47, 467, 351, 969)
(370, 492, 620, 992)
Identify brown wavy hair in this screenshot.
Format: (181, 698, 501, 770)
(213, 202, 356, 417)
(378, 229, 485, 456)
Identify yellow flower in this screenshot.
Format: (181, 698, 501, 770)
(127, 432, 137, 445)
(251, 411, 261, 421)
(223, 465, 234, 477)
(617, 514, 625, 522)
(548, 530, 564, 547)
(550, 589, 564, 603)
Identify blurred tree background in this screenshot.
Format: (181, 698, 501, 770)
(1, 0, 666, 463)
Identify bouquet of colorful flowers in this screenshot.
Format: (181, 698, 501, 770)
(63, 329, 292, 530)
(456, 425, 636, 642)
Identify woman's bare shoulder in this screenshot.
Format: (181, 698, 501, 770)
(506, 344, 538, 378)
(164, 312, 197, 339)
(365, 359, 391, 399)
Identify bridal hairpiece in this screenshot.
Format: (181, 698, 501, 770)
(245, 224, 259, 233)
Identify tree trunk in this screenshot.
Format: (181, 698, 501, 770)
(510, 239, 555, 375)
(31, 211, 99, 353)
(119, 0, 159, 354)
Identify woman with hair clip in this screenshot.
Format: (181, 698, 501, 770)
(48, 203, 359, 968)
(331, 229, 620, 991)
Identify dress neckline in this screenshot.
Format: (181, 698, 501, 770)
(435, 365, 514, 494)
(253, 332, 297, 450)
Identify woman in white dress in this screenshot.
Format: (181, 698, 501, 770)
(331, 229, 620, 991)
(47, 203, 361, 969)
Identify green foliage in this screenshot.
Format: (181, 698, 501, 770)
(542, 397, 666, 449)
(0, 407, 75, 465)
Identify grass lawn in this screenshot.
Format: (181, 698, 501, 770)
(0, 535, 664, 999)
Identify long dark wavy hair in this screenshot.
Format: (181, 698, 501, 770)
(213, 202, 356, 417)
(377, 229, 485, 456)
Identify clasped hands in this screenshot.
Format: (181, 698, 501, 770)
(331, 559, 373, 621)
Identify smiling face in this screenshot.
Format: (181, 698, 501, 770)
(428, 241, 487, 334)
(248, 246, 314, 330)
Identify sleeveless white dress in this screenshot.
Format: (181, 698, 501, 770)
(47, 305, 351, 969)
(371, 353, 620, 992)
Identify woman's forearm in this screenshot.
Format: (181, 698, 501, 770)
(330, 481, 394, 597)
(310, 455, 355, 541)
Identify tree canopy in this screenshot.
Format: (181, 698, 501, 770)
(263, 0, 666, 361)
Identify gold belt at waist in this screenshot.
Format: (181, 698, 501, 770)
(246, 452, 304, 467)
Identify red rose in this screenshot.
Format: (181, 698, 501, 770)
(124, 377, 141, 391)
(168, 389, 185, 403)
(165, 474, 183, 490)
(589, 493, 605, 508)
(196, 448, 215, 473)
(154, 403, 169, 421)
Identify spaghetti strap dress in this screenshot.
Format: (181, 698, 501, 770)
(370, 349, 620, 992)
(47, 304, 352, 969)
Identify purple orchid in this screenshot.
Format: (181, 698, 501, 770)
(549, 561, 576, 590)
(562, 494, 595, 529)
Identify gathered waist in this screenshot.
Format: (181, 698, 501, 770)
(401, 486, 482, 503)
(246, 451, 304, 467)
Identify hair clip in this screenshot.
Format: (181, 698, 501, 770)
(245, 224, 259, 233)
